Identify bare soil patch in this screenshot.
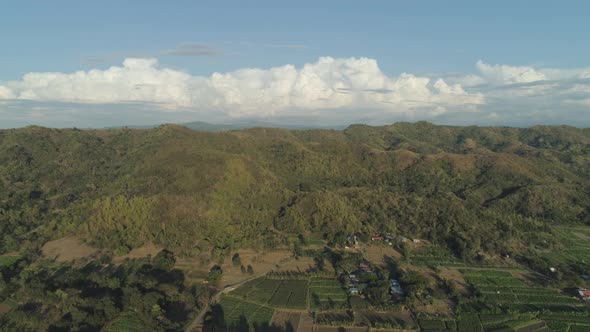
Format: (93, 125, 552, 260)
(42, 237, 99, 262)
(273, 257, 318, 273)
(413, 298, 454, 315)
(0, 304, 10, 315)
(175, 249, 297, 287)
(366, 245, 402, 266)
(438, 267, 469, 296)
(219, 249, 294, 286)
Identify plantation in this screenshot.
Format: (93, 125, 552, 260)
(314, 312, 353, 326)
(541, 227, 590, 275)
(363, 312, 415, 329)
(217, 296, 275, 329)
(309, 278, 348, 309)
(210, 252, 590, 331)
(462, 269, 584, 309)
(418, 319, 448, 330)
(407, 247, 468, 267)
(309, 278, 349, 310)
(230, 277, 310, 309)
(457, 314, 484, 332)
(268, 280, 309, 308)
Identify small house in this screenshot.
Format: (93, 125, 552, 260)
(359, 262, 372, 273)
(578, 288, 590, 300)
(390, 279, 403, 295)
(348, 287, 359, 295)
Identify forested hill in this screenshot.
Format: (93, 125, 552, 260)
(1, 122, 590, 260)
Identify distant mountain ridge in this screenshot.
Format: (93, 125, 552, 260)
(107, 120, 348, 132)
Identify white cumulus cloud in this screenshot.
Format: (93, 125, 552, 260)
(475, 60, 547, 85)
(3, 57, 590, 128)
(0, 57, 483, 119)
(0, 86, 15, 99)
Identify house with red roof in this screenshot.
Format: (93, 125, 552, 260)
(577, 288, 590, 300)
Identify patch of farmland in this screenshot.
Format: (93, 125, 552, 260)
(478, 313, 514, 325)
(218, 296, 275, 329)
(315, 311, 353, 326)
(570, 324, 590, 331)
(268, 280, 309, 308)
(543, 227, 590, 272)
(231, 277, 264, 297)
(457, 314, 483, 332)
(310, 278, 348, 310)
(246, 278, 282, 304)
(418, 319, 448, 330)
(270, 311, 302, 331)
(230, 277, 309, 308)
(362, 311, 416, 330)
(460, 269, 513, 278)
(462, 269, 585, 310)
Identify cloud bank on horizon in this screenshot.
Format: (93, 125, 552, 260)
(1, 57, 590, 128)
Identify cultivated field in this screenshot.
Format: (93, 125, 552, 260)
(217, 296, 275, 329)
(310, 278, 349, 310)
(231, 277, 309, 309)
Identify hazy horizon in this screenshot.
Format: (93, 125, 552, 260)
(2, 1, 590, 128)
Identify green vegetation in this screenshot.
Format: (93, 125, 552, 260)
(0, 255, 22, 268)
(209, 296, 274, 330)
(457, 314, 484, 332)
(0, 251, 208, 331)
(463, 269, 582, 309)
(231, 277, 310, 309)
(2, 122, 590, 264)
(310, 278, 349, 310)
(103, 312, 148, 332)
(2, 122, 590, 330)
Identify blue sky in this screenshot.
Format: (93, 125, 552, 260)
(1, 1, 590, 128)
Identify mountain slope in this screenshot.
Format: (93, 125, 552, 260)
(1, 122, 589, 259)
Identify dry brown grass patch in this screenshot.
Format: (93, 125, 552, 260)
(42, 237, 99, 263)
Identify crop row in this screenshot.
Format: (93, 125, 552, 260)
(219, 297, 275, 328)
(466, 275, 525, 287)
(461, 269, 513, 278)
(482, 292, 579, 305)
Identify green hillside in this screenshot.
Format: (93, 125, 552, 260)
(1, 122, 589, 260)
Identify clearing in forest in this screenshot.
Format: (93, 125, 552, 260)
(41, 237, 99, 262)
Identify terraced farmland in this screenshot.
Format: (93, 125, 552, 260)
(463, 269, 583, 309)
(230, 277, 309, 309)
(309, 278, 349, 310)
(542, 227, 590, 273)
(218, 296, 275, 329)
